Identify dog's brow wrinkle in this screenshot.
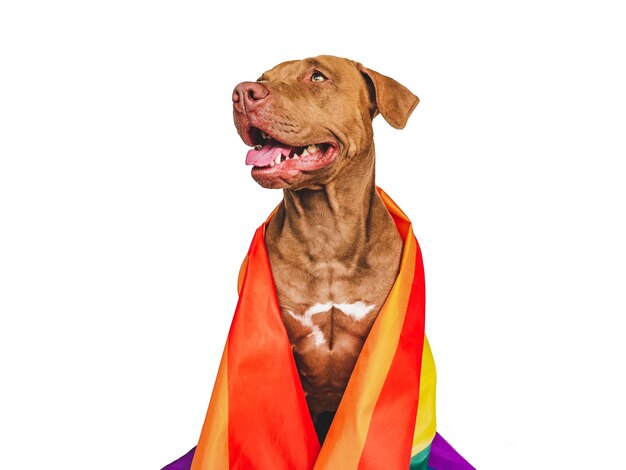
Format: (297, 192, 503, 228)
(305, 58, 325, 70)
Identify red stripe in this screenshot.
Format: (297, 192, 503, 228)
(227, 226, 320, 469)
(357, 236, 426, 469)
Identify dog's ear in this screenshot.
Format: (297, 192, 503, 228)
(357, 64, 419, 129)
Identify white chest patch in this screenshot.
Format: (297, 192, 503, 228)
(332, 301, 377, 320)
(286, 301, 376, 347)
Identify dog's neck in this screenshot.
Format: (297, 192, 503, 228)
(266, 146, 396, 264)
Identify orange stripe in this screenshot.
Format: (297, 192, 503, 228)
(236, 255, 248, 295)
(358, 226, 425, 469)
(190, 343, 229, 470)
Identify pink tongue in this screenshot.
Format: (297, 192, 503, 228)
(246, 142, 293, 167)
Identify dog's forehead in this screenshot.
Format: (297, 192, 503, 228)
(261, 55, 358, 81)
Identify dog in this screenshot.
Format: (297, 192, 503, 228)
(232, 55, 419, 444)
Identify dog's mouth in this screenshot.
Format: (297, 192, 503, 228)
(245, 127, 338, 173)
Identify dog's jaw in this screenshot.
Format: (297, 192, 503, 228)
(234, 114, 341, 189)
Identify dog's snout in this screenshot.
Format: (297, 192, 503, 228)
(232, 81, 269, 113)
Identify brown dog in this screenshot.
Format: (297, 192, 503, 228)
(232, 55, 419, 443)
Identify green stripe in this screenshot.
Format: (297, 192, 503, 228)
(409, 445, 431, 470)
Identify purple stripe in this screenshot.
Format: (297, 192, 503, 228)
(161, 433, 473, 470)
(428, 433, 475, 470)
(161, 447, 195, 470)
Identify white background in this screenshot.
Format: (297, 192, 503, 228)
(1, 1, 625, 469)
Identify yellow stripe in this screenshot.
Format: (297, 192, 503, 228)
(191, 343, 229, 470)
(411, 336, 437, 456)
(314, 229, 418, 469)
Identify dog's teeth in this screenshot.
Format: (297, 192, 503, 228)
(274, 154, 282, 165)
(269, 161, 275, 167)
(307, 145, 318, 153)
(262, 132, 270, 140)
(254, 144, 262, 150)
(301, 148, 309, 157)
(293, 153, 299, 159)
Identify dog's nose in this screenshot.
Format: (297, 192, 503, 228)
(232, 82, 269, 113)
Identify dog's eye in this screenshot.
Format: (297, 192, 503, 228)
(311, 71, 327, 82)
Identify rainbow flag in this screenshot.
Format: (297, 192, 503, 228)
(163, 188, 473, 470)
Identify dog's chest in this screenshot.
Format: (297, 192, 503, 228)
(268, 255, 398, 407)
(271, 259, 392, 353)
(265, 213, 403, 414)
(272, 274, 391, 415)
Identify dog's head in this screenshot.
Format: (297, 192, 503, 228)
(232, 55, 418, 190)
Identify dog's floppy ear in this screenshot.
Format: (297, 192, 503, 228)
(358, 64, 419, 129)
